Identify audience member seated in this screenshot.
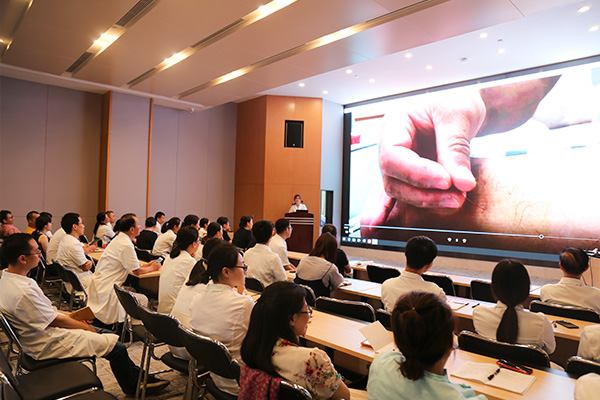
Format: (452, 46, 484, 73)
(381, 236, 446, 312)
(39, 212, 53, 237)
(57, 213, 96, 291)
(0, 233, 169, 396)
(245, 220, 287, 286)
(153, 211, 165, 234)
(23, 210, 39, 235)
(367, 291, 486, 400)
(46, 225, 66, 263)
(270, 218, 294, 271)
(170, 238, 223, 360)
(578, 325, 600, 362)
(194, 222, 223, 261)
(136, 217, 159, 250)
(541, 247, 600, 314)
(182, 214, 200, 230)
(152, 216, 181, 256)
(199, 217, 209, 239)
(0, 209, 21, 239)
(93, 212, 115, 245)
(189, 242, 254, 396)
(217, 216, 232, 243)
(31, 214, 52, 257)
(473, 259, 556, 354)
(241, 281, 350, 400)
(158, 226, 200, 314)
(575, 373, 600, 400)
(295, 233, 344, 298)
(88, 215, 161, 325)
(321, 224, 351, 276)
(232, 215, 256, 251)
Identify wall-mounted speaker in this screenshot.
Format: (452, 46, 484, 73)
(284, 120, 304, 148)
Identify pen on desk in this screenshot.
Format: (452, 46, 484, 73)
(471, 303, 479, 308)
(487, 368, 501, 381)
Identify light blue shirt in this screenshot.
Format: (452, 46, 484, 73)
(367, 351, 487, 400)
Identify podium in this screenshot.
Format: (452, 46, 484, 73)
(285, 212, 314, 254)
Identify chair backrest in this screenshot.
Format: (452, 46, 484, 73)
(296, 284, 316, 307)
(113, 284, 143, 320)
(422, 273, 455, 296)
(0, 347, 22, 399)
(315, 297, 375, 322)
(0, 370, 21, 400)
(0, 311, 22, 352)
(137, 306, 184, 347)
(529, 300, 600, 323)
(470, 280, 495, 302)
(62, 268, 87, 294)
(376, 309, 392, 330)
(135, 247, 159, 262)
(52, 262, 70, 284)
(457, 330, 550, 369)
(280, 380, 312, 400)
(294, 276, 329, 299)
(178, 325, 240, 380)
(565, 356, 600, 377)
(245, 276, 265, 293)
(366, 265, 400, 284)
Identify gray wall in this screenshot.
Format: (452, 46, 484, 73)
(320, 100, 344, 231)
(0, 77, 101, 234)
(0, 77, 237, 235)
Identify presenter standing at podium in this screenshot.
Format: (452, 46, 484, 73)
(289, 194, 308, 212)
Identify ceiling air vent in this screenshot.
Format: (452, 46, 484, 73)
(65, 52, 93, 73)
(115, 0, 157, 27)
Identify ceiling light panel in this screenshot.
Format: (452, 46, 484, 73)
(1, 0, 137, 75)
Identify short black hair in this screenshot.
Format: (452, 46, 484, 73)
(26, 211, 39, 222)
(252, 220, 275, 244)
(239, 215, 252, 229)
(61, 213, 81, 234)
(40, 212, 53, 220)
(35, 215, 52, 232)
(321, 224, 337, 237)
(145, 217, 157, 228)
(154, 211, 165, 219)
(182, 214, 200, 228)
(216, 216, 229, 226)
(1, 233, 34, 266)
(275, 218, 290, 234)
(119, 216, 137, 233)
(405, 236, 437, 270)
(0, 210, 12, 224)
(559, 247, 589, 276)
(199, 218, 209, 228)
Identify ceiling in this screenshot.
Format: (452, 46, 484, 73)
(0, 0, 598, 111)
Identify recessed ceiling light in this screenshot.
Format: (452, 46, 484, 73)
(404, 53, 412, 59)
(346, 69, 353, 74)
(322, 90, 328, 95)
(369, 79, 375, 83)
(479, 33, 488, 39)
(425, 65, 433, 70)
(578, 6, 591, 13)
(298, 82, 305, 87)
(590, 25, 599, 32)
(498, 48, 506, 54)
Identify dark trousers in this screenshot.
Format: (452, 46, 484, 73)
(95, 327, 140, 395)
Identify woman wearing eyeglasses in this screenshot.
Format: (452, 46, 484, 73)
(241, 281, 350, 400)
(189, 242, 254, 396)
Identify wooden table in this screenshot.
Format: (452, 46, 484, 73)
(305, 310, 577, 400)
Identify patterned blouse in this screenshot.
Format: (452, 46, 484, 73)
(272, 338, 342, 399)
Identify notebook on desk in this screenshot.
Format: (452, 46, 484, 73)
(451, 362, 536, 394)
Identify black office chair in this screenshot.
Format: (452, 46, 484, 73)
(315, 297, 375, 322)
(62, 268, 88, 312)
(470, 280, 495, 303)
(422, 273, 456, 296)
(135, 247, 160, 262)
(0, 311, 96, 375)
(279, 381, 312, 400)
(366, 265, 400, 284)
(529, 300, 600, 323)
(376, 309, 392, 331)
(565, 356, 600, 377)
(457, 330, 550, 369)
(296, 283, 316, 307)
(294, 276, 330, 299)
(178, 325, 240, 400)
(245, 276, 265, 293)
(0, 373, 118, 400)
(51, 262, 69, 309)
(0, 348, 103, 400)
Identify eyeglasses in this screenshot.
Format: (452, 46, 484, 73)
(229, 264, 248, 272)
(24, 251, 42, 256)
(297, 306, 313, 316)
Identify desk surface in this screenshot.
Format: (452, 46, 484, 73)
(335, 280, 596, 342)
(305, 310, 576, 400)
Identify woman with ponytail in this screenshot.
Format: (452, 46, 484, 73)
(152, 216, 181, 256)
(473, 259, 555, 353)
(93, 212, 115, 243)
(189, 242, 254, 396)
(194, 222, 223, 261)
(368, 291, 486, 399)
(157, 226, 199, 314)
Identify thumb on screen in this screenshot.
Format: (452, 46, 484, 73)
(434, 124, 477, 192)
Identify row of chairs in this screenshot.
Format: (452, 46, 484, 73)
(113, 285, 312, 400)
(366, 264, 457, 295)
